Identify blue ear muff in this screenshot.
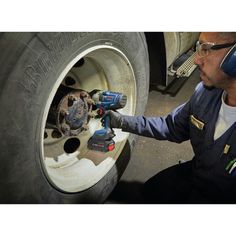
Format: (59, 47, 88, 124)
(220, 44, 236, 77)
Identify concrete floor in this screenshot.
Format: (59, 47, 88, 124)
(105, 69, 200, 203)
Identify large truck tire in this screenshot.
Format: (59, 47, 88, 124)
(0, 32, 149, 203)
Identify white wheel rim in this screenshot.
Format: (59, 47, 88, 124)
(41, 45, 137, 193)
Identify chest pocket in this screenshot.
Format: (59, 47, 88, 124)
(221, 144, 236, 178)
(205, 124, 236, 178)
(189, 114, 207, 154)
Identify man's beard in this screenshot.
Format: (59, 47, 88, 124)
(200, 70, 216, 90)
(203, 84, 215, 90)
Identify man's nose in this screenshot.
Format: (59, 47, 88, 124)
(194, 53, 203, 67)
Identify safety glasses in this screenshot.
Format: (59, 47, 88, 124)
(196, 41, 236, 57)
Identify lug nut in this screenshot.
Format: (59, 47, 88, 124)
(82, 124, 89, 131)
(61, 123, 71, 132)
(88, 112, 95, 118)
(68, 95, 77, 102)
(63, 124, 70, 131)
(86, 98, 95, 105)
(68, 95, 77, 107)
(60, 109, 68, 117)
(80, 91, 88, 99)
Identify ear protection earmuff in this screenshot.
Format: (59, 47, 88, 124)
(220, 44, 236, 77)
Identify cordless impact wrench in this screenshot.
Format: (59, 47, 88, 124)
(88, 91, 127, 152)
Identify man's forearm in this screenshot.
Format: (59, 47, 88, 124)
(121, 115, 170, 140)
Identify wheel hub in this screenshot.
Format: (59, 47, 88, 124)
(57, 90, 94, 136)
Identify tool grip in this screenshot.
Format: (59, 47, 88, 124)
(103, 115, 110, 130)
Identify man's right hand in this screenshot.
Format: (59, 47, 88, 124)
(103, 110, 123, 129)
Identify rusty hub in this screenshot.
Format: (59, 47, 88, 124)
(56, 90, 94, 136)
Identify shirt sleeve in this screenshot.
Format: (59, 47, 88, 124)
(121, 100, 191, 143)
(121, 82, 207, 143)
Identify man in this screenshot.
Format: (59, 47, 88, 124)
(107, 32, 236, 203)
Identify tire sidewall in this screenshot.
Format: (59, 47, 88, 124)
(0, 32, 149, 203)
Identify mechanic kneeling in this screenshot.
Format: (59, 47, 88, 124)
(106, 32, 236, 203)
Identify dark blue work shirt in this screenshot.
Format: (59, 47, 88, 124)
(121, 82, 236, 202)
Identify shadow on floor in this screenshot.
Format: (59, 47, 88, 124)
(105, 181, 145, 204)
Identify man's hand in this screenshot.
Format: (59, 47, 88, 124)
(102, 110, 123, 129)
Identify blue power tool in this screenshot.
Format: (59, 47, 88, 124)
(88, 91, 127, 152)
